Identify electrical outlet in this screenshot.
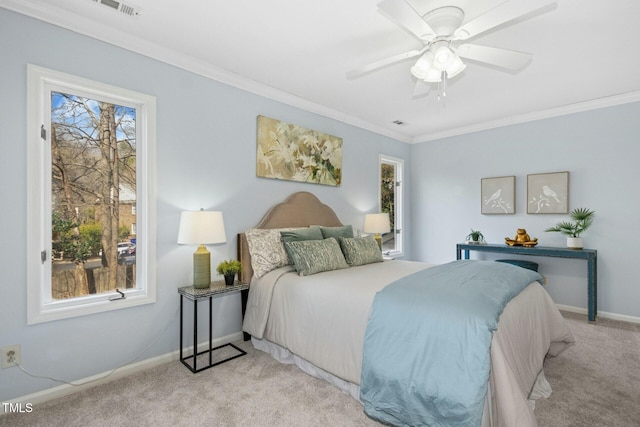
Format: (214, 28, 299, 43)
(1, 344, 21, 368)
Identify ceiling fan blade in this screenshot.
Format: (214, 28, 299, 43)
(412, 80, 431, 99)
(453, 0, 556, 40)
(456, 44, 532, 71)
(346, 49, 423, 79)
(378, 0, 436, 41)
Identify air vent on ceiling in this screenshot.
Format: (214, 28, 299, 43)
(91, 0, 141, 17)
(392, 120, 408, 127)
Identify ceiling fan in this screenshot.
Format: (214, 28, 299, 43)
(347, 0, 556, 97)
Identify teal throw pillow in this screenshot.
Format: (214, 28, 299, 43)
(319, 225, 354, 240)
(280, 227, 324, 242)
(340, 235, 383, 266)
(284, 238, 349, 276)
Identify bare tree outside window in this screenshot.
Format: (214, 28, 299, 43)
(51, 92, 137, 299)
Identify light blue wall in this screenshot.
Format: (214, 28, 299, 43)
(411, 103, 639, 319)
(0, 8, 410, 400)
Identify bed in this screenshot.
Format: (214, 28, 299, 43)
(239, 192, 574, 426)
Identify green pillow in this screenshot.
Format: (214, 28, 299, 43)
(339, 235, 383, 266)
(319, 225, 354, 239)
(280, 227, 324, 242)
(284, 238, 349, 276)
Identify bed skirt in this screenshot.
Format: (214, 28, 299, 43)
(251, 337, 553, 427)
(252, 337, 362, 401)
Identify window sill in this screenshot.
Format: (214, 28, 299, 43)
(28, 289, 156, 325)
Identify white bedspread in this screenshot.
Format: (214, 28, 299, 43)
(244, 260, 429, 383)
(242, 260, 575, 426)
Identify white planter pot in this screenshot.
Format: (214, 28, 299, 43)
(567, 237, 583, 249)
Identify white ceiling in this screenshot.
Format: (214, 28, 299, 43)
(3, 0, 640, 143)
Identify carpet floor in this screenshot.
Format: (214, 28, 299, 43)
(2, 312, 639, 427)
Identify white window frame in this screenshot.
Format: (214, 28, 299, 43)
(27, 65, 157, 324)
(379, 154, 404, 257)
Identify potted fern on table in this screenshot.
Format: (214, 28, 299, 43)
(544, 207, 595, 249)
(216, 259, 242, 286)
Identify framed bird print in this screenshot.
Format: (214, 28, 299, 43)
(527, 172, 569, 214)
(481, 176, 515, 214)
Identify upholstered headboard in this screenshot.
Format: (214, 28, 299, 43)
(237, 191, 343, 283)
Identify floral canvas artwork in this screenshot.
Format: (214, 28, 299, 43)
(527, 172, 569, 214)
(256, 116, 342, 186)
(481, 176, 515, 214)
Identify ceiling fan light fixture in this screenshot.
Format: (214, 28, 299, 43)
(446, 55, 466, 79)
(433, 43, 455, 71)
(410, 51, 434, 80)
(410, 48, 444, 83)
(410, 65, 427, 80)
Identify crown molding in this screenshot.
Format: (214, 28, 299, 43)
(412, 90, 640, 143)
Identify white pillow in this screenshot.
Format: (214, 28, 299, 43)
(244, 228, 292, 278)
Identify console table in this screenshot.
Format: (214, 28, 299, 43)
(456, 243, 598, 321)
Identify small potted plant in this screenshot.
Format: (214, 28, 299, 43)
(544, 207, 595, 249)
(465, 229, 485, 244)
(216, 259, 242, 286)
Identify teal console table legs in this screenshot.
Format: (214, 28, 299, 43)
(456, 243, 598, 321)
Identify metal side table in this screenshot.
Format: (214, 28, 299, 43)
(178, 280, 249, 373)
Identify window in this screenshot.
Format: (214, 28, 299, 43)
(27, 65, 157, 324)
(379, 155, 403, 256)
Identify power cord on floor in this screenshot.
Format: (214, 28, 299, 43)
(14, 307, 180, 387)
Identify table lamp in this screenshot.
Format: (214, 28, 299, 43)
(177, 210, 227, 288)
(364, 213, 390, 250)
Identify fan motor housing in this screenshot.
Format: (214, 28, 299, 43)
(422, 6, 464, 37)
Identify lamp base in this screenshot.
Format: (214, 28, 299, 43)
(373, 233, 382, 250)
(193, 244, 211, 289)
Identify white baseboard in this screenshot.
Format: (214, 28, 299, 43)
(5, 332, 244, 407)
(556, 304, 640, 324)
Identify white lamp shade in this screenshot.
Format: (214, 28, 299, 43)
(364, 213, 391, 234)
(177, 210, 227, 245)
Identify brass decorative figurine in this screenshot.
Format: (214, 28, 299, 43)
(505, 228, 538, 247)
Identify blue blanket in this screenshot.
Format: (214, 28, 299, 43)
(360, 260, 543, 427)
